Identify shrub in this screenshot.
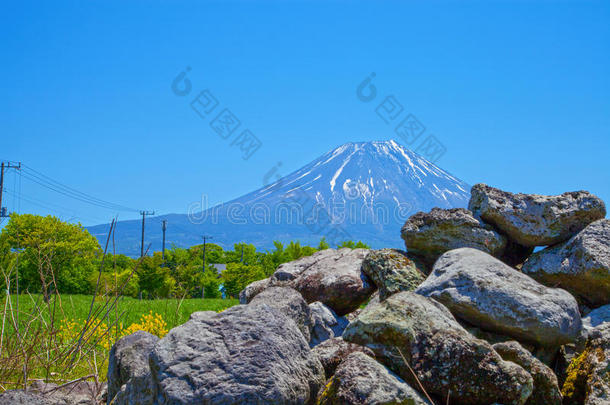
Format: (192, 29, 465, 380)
(222, 263, 266, 298)
(121, 311, 169, 338)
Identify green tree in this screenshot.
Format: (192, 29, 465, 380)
(1, 214, 101, 297)
(202, 265, 221, 298)
(0, 233, 18, 294)
(188, 243, 224, 265)
(136, 252, 176, 298)
(224, 243, 257, 264)
(221, 262, 265, 298)
(317, 237, 330, 250)
(337, 240, 370, 249)
(89, 268, 139, 298)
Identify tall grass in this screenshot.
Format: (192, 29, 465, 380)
(0, 220, 237, 398)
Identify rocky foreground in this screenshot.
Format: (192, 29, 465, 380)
(2, 183, 609, 405)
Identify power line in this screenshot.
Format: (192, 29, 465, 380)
(3, 188, 111, 224)
(20, 171, 126, 213)
(20, 172, 136, 213)
(20, 164, 140, 213)
(22, 164, 139, 212)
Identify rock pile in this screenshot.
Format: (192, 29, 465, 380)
(15, 183, 602, 405)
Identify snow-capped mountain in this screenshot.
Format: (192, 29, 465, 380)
(245, 139, 469, 215)
(87, 140, 470, 255)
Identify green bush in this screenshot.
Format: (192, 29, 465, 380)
(222, 262, 266, 298)
(1, 214, 101, 296)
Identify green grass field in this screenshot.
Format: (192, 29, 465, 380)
(7, 294, 239, 330)
(0, 294, 239, 388)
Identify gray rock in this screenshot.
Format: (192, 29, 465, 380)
(492, 341, 562, 405)
(361, 248, 426, 300)
(468, 183, 606, 247)
(0, 391, 55, 405)
(583, 304, 610, 333)
(344, 308, 361, 323)
(250, 286, 313, 341)
(401, 207, 507, 265)
(312, 337, 375, 377)
(148, 304, 325, 404)
(416, 248, 582, 346)
(317, 352, 431, 405)
(522, 219, 610, 308)
(188, 310, 217, 322)
(269, 248, 375, 315)
(366, 290, 380, 306)
(107, 330, 159, 405)
(238, 277, 269, 304)
(0, 381, 103, 405)
(309, 301, 348, 347)
(584, 324, 610, 404)
(343, 291, 533, 404)
(561, 323, 610, 404)
(30, 381, 101, 405)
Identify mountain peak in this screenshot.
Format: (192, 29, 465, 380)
(209, 138, 471, 245)
(88, 139, 470, 255)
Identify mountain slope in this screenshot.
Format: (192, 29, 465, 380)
(87, 140, 470, 255)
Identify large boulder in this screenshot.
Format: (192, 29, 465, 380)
(561, 323, 610, 404)
(468, 183, 606, 247)
(269, 248, 375, 315)
(361, 248, 426, 300)
(416, 248, 582, 346)
(401, 208, 507, 265)
(343, 291, 534, 404)
(147, 304, 325, 404)
(239, 277, 269, 304)
(317, 352, 431, 405)
(249, 286, 313, 341)
(107, 331, 159, 405)
(492, 341, 562, 405)
(312, 337, 375, 377)
(522, 219, 610, 308)
(309, 301, 348, 347)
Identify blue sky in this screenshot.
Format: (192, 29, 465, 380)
(1, 0, 609, 226)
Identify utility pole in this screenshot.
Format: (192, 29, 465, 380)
(161, 220, 167, 261)
(201, 235, 213, 299)
(0, 161, 22, 219)
(139, 210, 155, 258)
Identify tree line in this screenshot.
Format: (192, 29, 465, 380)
(0, 214, 369, 299)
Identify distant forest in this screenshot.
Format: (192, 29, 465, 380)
(0, 213, 369, 300)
